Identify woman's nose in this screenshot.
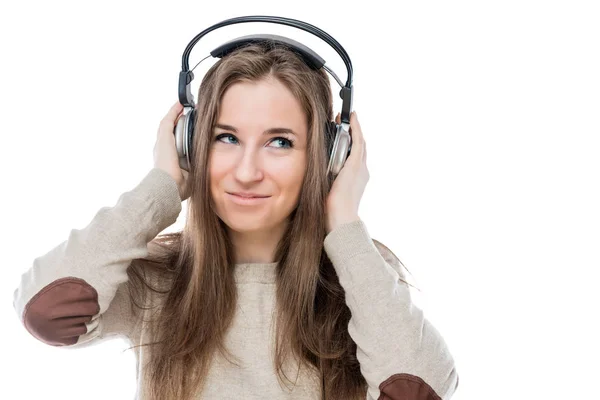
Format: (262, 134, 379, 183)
(233, 149, 264, 182)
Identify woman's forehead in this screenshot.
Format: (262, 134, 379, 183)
(217, 80, 308, 136)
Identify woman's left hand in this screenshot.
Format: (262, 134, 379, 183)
(325, 111, 370, 234)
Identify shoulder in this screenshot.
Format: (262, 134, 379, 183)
(128, 236, 178, 307)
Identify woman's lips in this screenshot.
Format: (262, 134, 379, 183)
(227, 193, 271, 205)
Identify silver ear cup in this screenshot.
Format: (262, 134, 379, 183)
(174, 106, 194, 172)
(327, 124, 352, 176)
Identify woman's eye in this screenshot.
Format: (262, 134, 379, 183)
(215, 134, 294, 149)
(270, 137, 295, 149)
(215, 134, 238, 145)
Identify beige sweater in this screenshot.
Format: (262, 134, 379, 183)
(13, 168, 459, 399)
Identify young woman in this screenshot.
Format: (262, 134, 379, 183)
(14, 42, 459, 399)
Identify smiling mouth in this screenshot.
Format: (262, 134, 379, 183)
(226, 193, 271, 204)
(227, 193, 270, 198)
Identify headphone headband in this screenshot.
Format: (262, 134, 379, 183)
(177, 15, 353, 124)
(211, 34, 326, 70)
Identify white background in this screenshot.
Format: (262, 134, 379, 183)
(1, 1, 599, 399)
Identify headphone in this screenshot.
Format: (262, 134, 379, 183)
(174, 15, 354, 177)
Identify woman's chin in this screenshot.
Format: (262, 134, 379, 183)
(224, 217, 271, 234)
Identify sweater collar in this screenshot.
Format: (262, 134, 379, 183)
(234, 262, 278, 284)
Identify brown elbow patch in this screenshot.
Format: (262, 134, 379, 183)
(378, 373, 442, 400)
(23, 277, 100, 346)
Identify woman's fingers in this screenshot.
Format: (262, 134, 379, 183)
(159, 101, 184, 134)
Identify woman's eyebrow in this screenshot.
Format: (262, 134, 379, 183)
(214, 123, 297, 136)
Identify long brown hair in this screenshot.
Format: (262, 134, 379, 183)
(126, 42, 415, 400)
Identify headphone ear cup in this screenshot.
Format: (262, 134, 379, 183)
(174, 107, 195, 172)
(327, 121, 352, 176)
(186, 108, 196, 167)
(324, 121, 338, 161)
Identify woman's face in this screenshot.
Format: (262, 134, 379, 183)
(209, 76, 308, 235)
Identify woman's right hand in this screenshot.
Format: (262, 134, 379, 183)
(153, 101, 191, 201)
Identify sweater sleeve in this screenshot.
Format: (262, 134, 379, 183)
(12, 168, 182, 348)
(323, 219, 459, 400)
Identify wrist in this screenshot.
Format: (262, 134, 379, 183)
(326, 214, 361, 234)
